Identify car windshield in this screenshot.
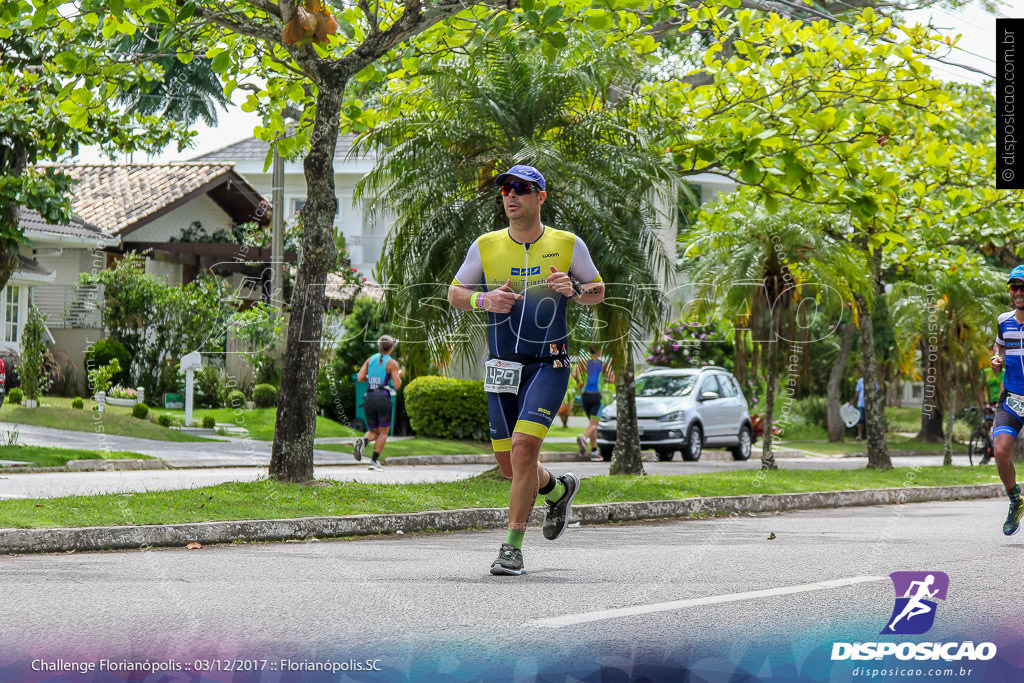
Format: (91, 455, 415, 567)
(635, 374, 697, 397)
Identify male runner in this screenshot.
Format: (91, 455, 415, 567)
(448, 164, 605, 575)
(990, 265, 1024, 534)
(354, 335, 402, 471)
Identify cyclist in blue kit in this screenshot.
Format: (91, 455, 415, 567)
(990, 266, 1024, 534)
(448, 165, 605, 575)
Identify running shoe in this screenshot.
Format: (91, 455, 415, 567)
(369, 461, 383, 471)
(576, 437, 587, 460)
(1004, 495, 1024, 536)
(353, 438, 365, 462)
(489, 543, 524, 575)
(543, 473, 580, 540)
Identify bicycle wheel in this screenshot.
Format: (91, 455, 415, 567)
(968, 430, 986, 466)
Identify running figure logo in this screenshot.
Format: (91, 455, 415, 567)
(881, 571, 949, 635)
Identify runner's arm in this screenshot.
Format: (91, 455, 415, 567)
(387, 359, 403, 390)
(993, 333, 1006, 372)
(568, 235, 604, 305)
(357, 359, 369, 383)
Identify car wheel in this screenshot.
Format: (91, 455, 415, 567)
(656, 449, 675, 462)
(730, 425, 752, 461)
(599, 445, 613, 462)
(681, 424, 703, 461)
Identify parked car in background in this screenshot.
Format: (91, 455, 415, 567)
(596, 366, 752, 462)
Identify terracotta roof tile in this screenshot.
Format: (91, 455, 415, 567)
(44, 163, 256, 235)
(194, 133, 364, 162)
(19, 207, 112, 244)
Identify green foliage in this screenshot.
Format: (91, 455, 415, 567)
(404, 376, 488, 440)
(227, 390, 247, 409)
(8, 387, 23, 405)
(318, 365, 356, 426)
(195, 364, 229, 408)
(330, 297, 395, 376)
(132, 402, 150, 419)
(252, 383, 278, 408)
(647, 321, 734, 370)
(82, 253, 237, 399)
(71, 396, 84, 410)
(158, 413, 172, 428)
(202, 415, 216, 429)
(88, 358, 122, 395)
(20, 307, 51, 401)
(230, 302, 284, 386)
(782, 396, 828, 433)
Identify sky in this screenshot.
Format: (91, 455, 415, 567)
(75, 0, 1017, 165)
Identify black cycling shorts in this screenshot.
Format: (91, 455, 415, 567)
(581, 391, 602, 418)
(994, 401, 1024, 441)
(364, 390, 392, 430)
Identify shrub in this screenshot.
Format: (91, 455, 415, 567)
(132, 402, 149, 419)
(787, 396, 828, 430)
(202, 415, 216, 429)
(405, 376, 488, 440)
(318, 366, 356, 424)
(71, 396, 84, 410)
(196, 364, 228, 408)
(20, 307, 51, 401)
(158, 413, 172, 427)
(8, 387, 23, 405)
(84, 339, 131, 388)
(227, 389, 247, 409)
(252, 383, 278, 408)
(88, 358, 121, 395)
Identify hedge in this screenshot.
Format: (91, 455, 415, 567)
(404, 376, 488, 440)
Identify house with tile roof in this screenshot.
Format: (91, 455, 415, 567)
(0, 209, 118, 389)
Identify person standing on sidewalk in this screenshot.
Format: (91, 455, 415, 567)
(575, 345, 614, 461)
(354, 335, 402, 471)
(448, 164, 605, 576)
(990, 265, 1024, 534)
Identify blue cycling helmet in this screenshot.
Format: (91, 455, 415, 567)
(1010, 265, 1024, 283)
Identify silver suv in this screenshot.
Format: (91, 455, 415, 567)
(596, 366, 752, 462)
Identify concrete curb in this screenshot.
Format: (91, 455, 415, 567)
(0, 483, 1004, 555)
(0, 459, 167, 474)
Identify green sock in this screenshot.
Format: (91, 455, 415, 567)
(544, 476, 566, 504)
(1011, 485, 1021, 502)
(505, 529, 525, 549)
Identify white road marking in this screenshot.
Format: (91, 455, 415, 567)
(529, 575, 887, 628)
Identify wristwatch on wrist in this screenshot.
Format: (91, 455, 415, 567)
(569, 277, 583, 299)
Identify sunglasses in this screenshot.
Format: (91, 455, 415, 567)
(1012, 284, 1024, 292)
(500, 181, 541, 196)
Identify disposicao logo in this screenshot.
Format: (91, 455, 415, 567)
(882, 571, 948, 635)
(831, 571, 997, 663)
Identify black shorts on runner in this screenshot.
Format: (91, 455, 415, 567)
(364, 390, 392, 430)
(994, 401, 1024, 441)
(581, 391, 602, 418)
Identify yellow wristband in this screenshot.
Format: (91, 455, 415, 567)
(471, 292, 483, 309)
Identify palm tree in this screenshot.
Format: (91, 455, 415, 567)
(114, 28, 229, 126)
(355, 36, 680, 474)
(890, 265, 1002, 463)
(684, 191, 862, 469)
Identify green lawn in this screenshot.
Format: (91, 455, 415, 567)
(148, 406, 360, 441)
(0, 446, 151, 468)
(0, 397, 358, 442)
(0, 466, 1001, 529)
(0, 398, 213, 443)
(319, 435, 579, 458)
(779, 436, 961, 456)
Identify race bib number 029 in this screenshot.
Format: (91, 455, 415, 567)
(484, 359, 523, 394)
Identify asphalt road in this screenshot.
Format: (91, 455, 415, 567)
(2, 499, 1022, 681)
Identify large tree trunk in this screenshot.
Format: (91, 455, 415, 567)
(856, 293, 891, 470)
(269, 87, 343, 483)
(0, 144, 29, 292)
(610, 356, 645, 475)
(916, 336, 943, 441)
(760, 316, 779, 470)
(826, 321, 856, 442)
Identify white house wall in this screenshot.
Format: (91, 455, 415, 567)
(128, 194, 236, 244)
